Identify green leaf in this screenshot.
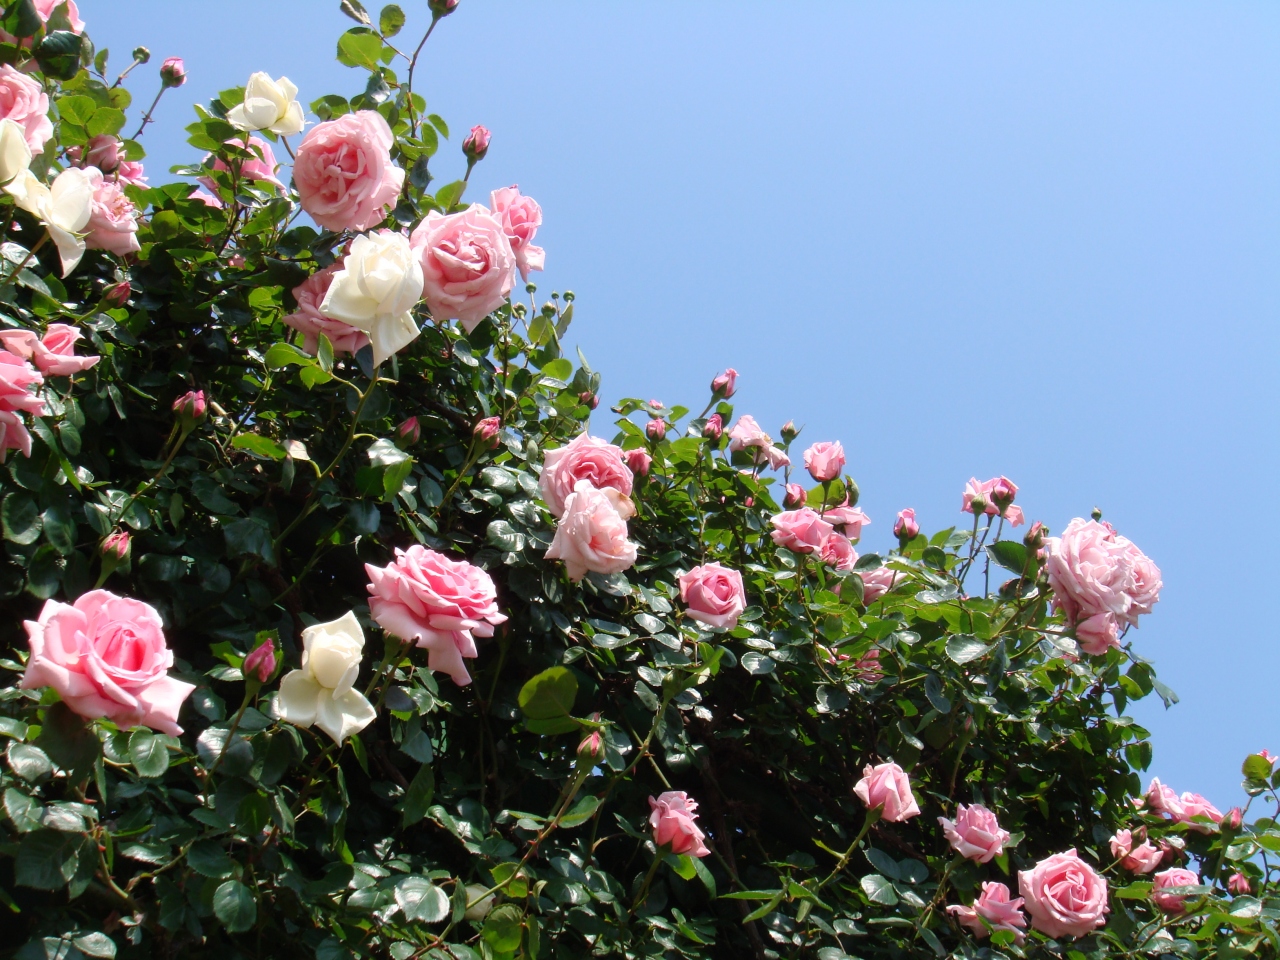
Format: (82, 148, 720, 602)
(187, 839, 235, 879)
(34, 30, 83, 80)
(58, 94, 97, 125)
(1151, 676, 1179, 708)
(401, 763, 435, 827)
(1242, 754, 1272, 781)
(3, 493, 42, 544)
(223, 517, 274, 561)
(379, 4, 405, 36)
(85, 107, 126, 138)
(337, 28, 383, 70)
(7, 742, 52, 781)
(741, 652, 776, 675)
(671, 854, 697, 880)
(264, 341, 315, 369)
(945, 634, 992, 665)
(15, 829, 82, 890)
(434, 179, 466, 209)
(987, 540, 1028, 574)
(368, 437, 410, 466)
(559, 795, 601, 828)
(541, 358, 572, 382)
(482, 905, 524, 952)
(1115, 881, 1153, 899)
(72, 933, 117, 959)
(487, 519, 525, 552)
(4, 787, 43, 832)
(128, 729, 169, 778)
(231, 433, 287, 460)
(396, 876, 449, 922)
(860, 873, 899, 905)
(3, 0, 42, 39)
(517, 667, 578, 734)
(212, 880, 256, 933)
(339, 0, 371, 24)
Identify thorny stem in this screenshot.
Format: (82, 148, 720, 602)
(404, 18, 440, 136)
(816, 807, 881, 892)
(129, 85, 168, 140)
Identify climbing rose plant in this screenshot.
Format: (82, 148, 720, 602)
(0, 3, 1277, 959)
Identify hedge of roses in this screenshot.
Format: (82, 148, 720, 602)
(0, 3, 1277, 959)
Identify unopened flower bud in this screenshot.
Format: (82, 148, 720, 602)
(783, 483, 805, 508)
(894, 508, 919, 542)
(132, 46, 151, 64)
(843, 477, 860, 507)
(744, 496, 754, 508)
(172, 389, 207, 428)
(101, 530, 131, 561)
(103, 280, 131, 307)
(703, 414, 723, 441)
(1024, 520, 1047, 549)
(710, 367, 738, 399)
(1091, 506, 1104, 521)
(396, 416, 420, 446)
(646, 419, 666, 441)
(989, 476, 1017, 510)
(968, 494, 989, 515)
(473, 416, 500, 444)
(160, 56, 186, 88)
(1228, 872, 1252, 896)
(623, 448, 651, 477)
(1158, 836, 1185, 865)
(578, 391, 599, 410)
(243, 640, 276, 684)
(462, 124, 490, 162)
(1224, 806, 1243, 830)
(779, 420, 799, 443)
(577, 730, 605, 765)
(429, 0, 460, 19)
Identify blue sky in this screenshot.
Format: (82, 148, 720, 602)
(92, 2, 1280, 811)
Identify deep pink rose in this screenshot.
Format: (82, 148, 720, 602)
(283, 262, 371, 356)
(710, 368, 737, 398)
(819, 532, 857, 572)
(1228, 873, 1252, 895)
(623, 447, 652, 477)
(365, 545, 507, 687)
(410, 204, 515, 333)
(1110, 829, 1162, 874)
(948, 882, 1027, 943)
(894, 508, 919, 540)
(0, 323, 98, 376)
(852, 648, 884, 683)
(203, 136, 284, 192)
(803, 441, 845, 482)
(938, 804, 1011, 863)
(825, 501, 870, 540)
(397, 416, 420, 445)
(0, 64, 52, 155)
(1046, 519, 1162, 634)
(0, 351, 44, 415)
(854, 761, 920, 822)
(83, 167, 140, 256)
(1151, 867, 1200, 913)
(770, 508, 833, 554)
(172, 389, 206, 422)
(294, 111, 405, 232)
(539, 432, 633, 519)
(101, 530, 131, 561)
(20, 590, 195, 735)
(648, 791, 710, 857)
(243, 639, 276, 683)
(489, 185, 544, 280)
(679, 562, 746, 629)
(544, 480, 638, 582)
(1017, 849, 1109, 939)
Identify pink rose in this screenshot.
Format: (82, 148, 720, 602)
(1075, 613, 1119, 656)
(396, 416, 420, 445)
(190, 188, 223, 208)
(294, 111, 405, 232)
(727, 414, 790, 469)
(1261, 749, 1277, 765)
(0, 323, 98, 376)
(83, 167, 140, 256)
(172, 389, 206, 423)
(489, 185, 545, 280)
(0, 0, 84, 43)
(365, 545, 508, 687)
(894, 508, 919, 541)
(243, 639, 276, 683)
(0, 411, 32, 461)
(113, 160, 146, 187)
(1045, 519, 1162, 634)
(962, 476, 1022, 524)
(645, 418, 666, 441)
(803, 441, 845, 482)
(1109, 829, 1162, 874)
(1017, 849, 1109, 940)
(770, 508, 834, 554)
(938, 804, 1011, 863)
(851, 648, 884, 683)
(649, 791, 710, 857)
(854, 761, 920, 822)
(539, 432, 633, 519)
(0, 351, 44, 415)
(70, 134, 121, 173)
(679, 562, 746, 629)
(410, 204, 515, 333)
(623, 448, 652, 477)
(824, 501, 870, 540)
(160, 57, 186, 88)
(203, 136, 284, 192)
(703, 413, 723, 440)
(20, 590, 195, 735)
(1145, 778, 1184, 819)
(948, 882, 1027, 944)
(819, 532, 857, 572)
(783, 483, 805, 508)
(474, 416, 501, 443)
(1228, 873, 1252, 896)
(462, 124, 491, 160)
(710, 368, 738, 398)
(1151, 867, 1200, 913)
(282, 262, 371, 356)
(0, 64, 52, 155)
(544, 480, 638, 582)
(1177, 792, 1223, 833)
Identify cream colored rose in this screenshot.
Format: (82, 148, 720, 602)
(319, 229, 424, 365)
(4, 166, 94, 276)
(277, 611, 377, 743)
(227, 72, 305, 137)
(0, 118, 32, 185)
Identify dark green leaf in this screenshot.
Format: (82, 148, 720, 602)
(987, 540, 1028, 574)
(212, 880, 256, 933)
(945, 634, 991, 665)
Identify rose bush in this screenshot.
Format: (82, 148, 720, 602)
(0, 4, 1276, 960)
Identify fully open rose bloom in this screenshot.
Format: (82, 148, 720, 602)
(294, 111, 405, 232)
(83, 167, 140, 256)
(365, 546, 507, 687)
(546, 480, 639, 582)
(283, 261, 370, 356)
(938, 804, 1011, 863)
(727, 414, 789, 469)
(410, 204, 515, 332)
(489, 185, 544, 280)
(679, 562, 746, 629)
(803, 441, 845, 482)
(819, 532, 857, 571)
(0, 351, 42, 459)
(962, 476, 1024, 526)
(825, 501, 870, 540)
(5, 166, 95, 275)
(319, 229, 424, 365)
(648, 791, 710, 857)
(277, 612, 377, 743)
(0, 64, 53, 155)
(0, 323, 98, 376)
(1110, 829, 1162, 873)
(1151, 867, 1200, 913)
(539, 432, 634, 518)
(770, 508, 834, 554)
(1017, 849, 1109, 939)
(0, 118, 31, 185)
(226, 72, 304, 136)
(948, 882, 1028, 943)
(860, 565, 901, 603)
(854, 761, 920, 822)
(20, 591, 195, 735)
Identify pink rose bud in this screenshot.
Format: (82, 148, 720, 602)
(968, 493, 989, 515)
(429, 0, 459, 17)
(1228, 872, 1252, 895)
(1224, 806, 1243, 830)
(1261, 748, 1277, 765)
(710, 367, 738, 398)
(577, 730, 604, 765)
(647, 399, 663, 410)
(101, 530, 131, 561)
(989, 476, 1018, 509)
(938, 804, 1011, 863)
(103, 280, 130, 307)
(397, 416, 420, 445)
(1151, 867, 1200, 914)
(646, 419, 666, 441)
(648, 791, 710, 857)
(243, 640, 276, 684)
(462, 124, 490, 162)
(744, 497, 754, 507)
(160, 57, 186, 88)
(894, 508, 919, 541)
(703, 414, 723, 441)
(854, 761, 921, 822)
(474, 416, 501, 444)
(779, 420, 799, 442)
(623, 448, 651, 477)
(1024, 520, 1047, 549)
(82, 135, 121, 173)
(783, 483, 806, 508)
(803, 441, 846, 483)
(172, 389, 207, 426)
(578, 391, 599, 410)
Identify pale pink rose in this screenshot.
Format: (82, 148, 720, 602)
(1260, 748, 1277, 765)
(282, 262, 371, 356)
(783, 483, 805, 508)
(0, 410, 32, 460)
(83, 167, 140, 256)
(545, 480, 638, 582)
(854, 761, 920, 822)
(819, 532, 857, 572)
(803, 441, 845, 482)
(294, 111, 405, 232)
(202, 136, 284, 192)
(1177, 792, 1223, 833)
(770, 508, 834, 554)
(679, 562, 746, 629)
(1151, 867, 1200, 913)
(1109, 829, 1162, 874)
(648, 791, 710, 857)
(0, 0, 84, 42)
(645, 418, 666, 441)
(938, 804, 1011, 863)
(1017, 849, 1109, 940)
(728, 414, 790, 468)
(1046, 519, 1162, 633)
(0, 64, 52, 155)
(539, 432, 633, 519)
(114, 160, 147, 187)
(190, 187, 223, 208)
(710, 368, 738, 398)
(623, 448, 652, 477)
(860, 566, 901, 603)
(20, 590, 195, 735)
(760, 443, 790, 469)
(70, 134, 121, 173)
(410, 204, 515, 333)
(365, 545, 508, 687)
(948, 882, 1027, 944)
(0, 324, 98, 376)
(1145, 778, 1185, 820)
(825, 501, 870, 540)
(489, 185, 544, 280)
(894, 508, 919, 540)
(1228, 873, 1252, 895)
(1075, 613, 1119, 656)
(0, 351, 44, 415)
(962, 476, 1021, 521)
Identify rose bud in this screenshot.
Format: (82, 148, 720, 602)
(473, 416, 501, 445)
(172, 389, 207, 429)
(577, 730, 605, 765)
(160, 56, 186, 88)
(623, 448, 651, 477)
(710, 368, 738, 399)
(1228, 873, 1252, 896)
(968, 493, 989, 516)
(646, 419, 666, 441)
(894, 508, 919, 542)
(1224, 806, 1244, 830)
(1024, 520, 1047, 549)
(396, 416, 420, 446)
(1091, 506, 1104, 521)
(783, 483, 806, 508)
(103, 280, 131, 307)
(101, 530, 131, 561)
(780, 420, 799, 443)
(429, 0, 459, 17)
(132, 46, 151, 64)
(989, 476, 1017, 510)
(578, 391, 599, 410)
(703, 414, 723, 441)
(462, 124, 490, 162)
(243, 640, 277, 684)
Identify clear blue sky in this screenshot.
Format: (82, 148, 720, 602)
(93, 2, 1280, 812)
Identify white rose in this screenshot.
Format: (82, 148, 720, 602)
(545, 480, 639, 582)
(319, 230, 424, 366)
(227, 72, 305, 137)
(0, 118, 32, 185)
(4, 166, 94, 276)
(277, 611, 377, 743)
